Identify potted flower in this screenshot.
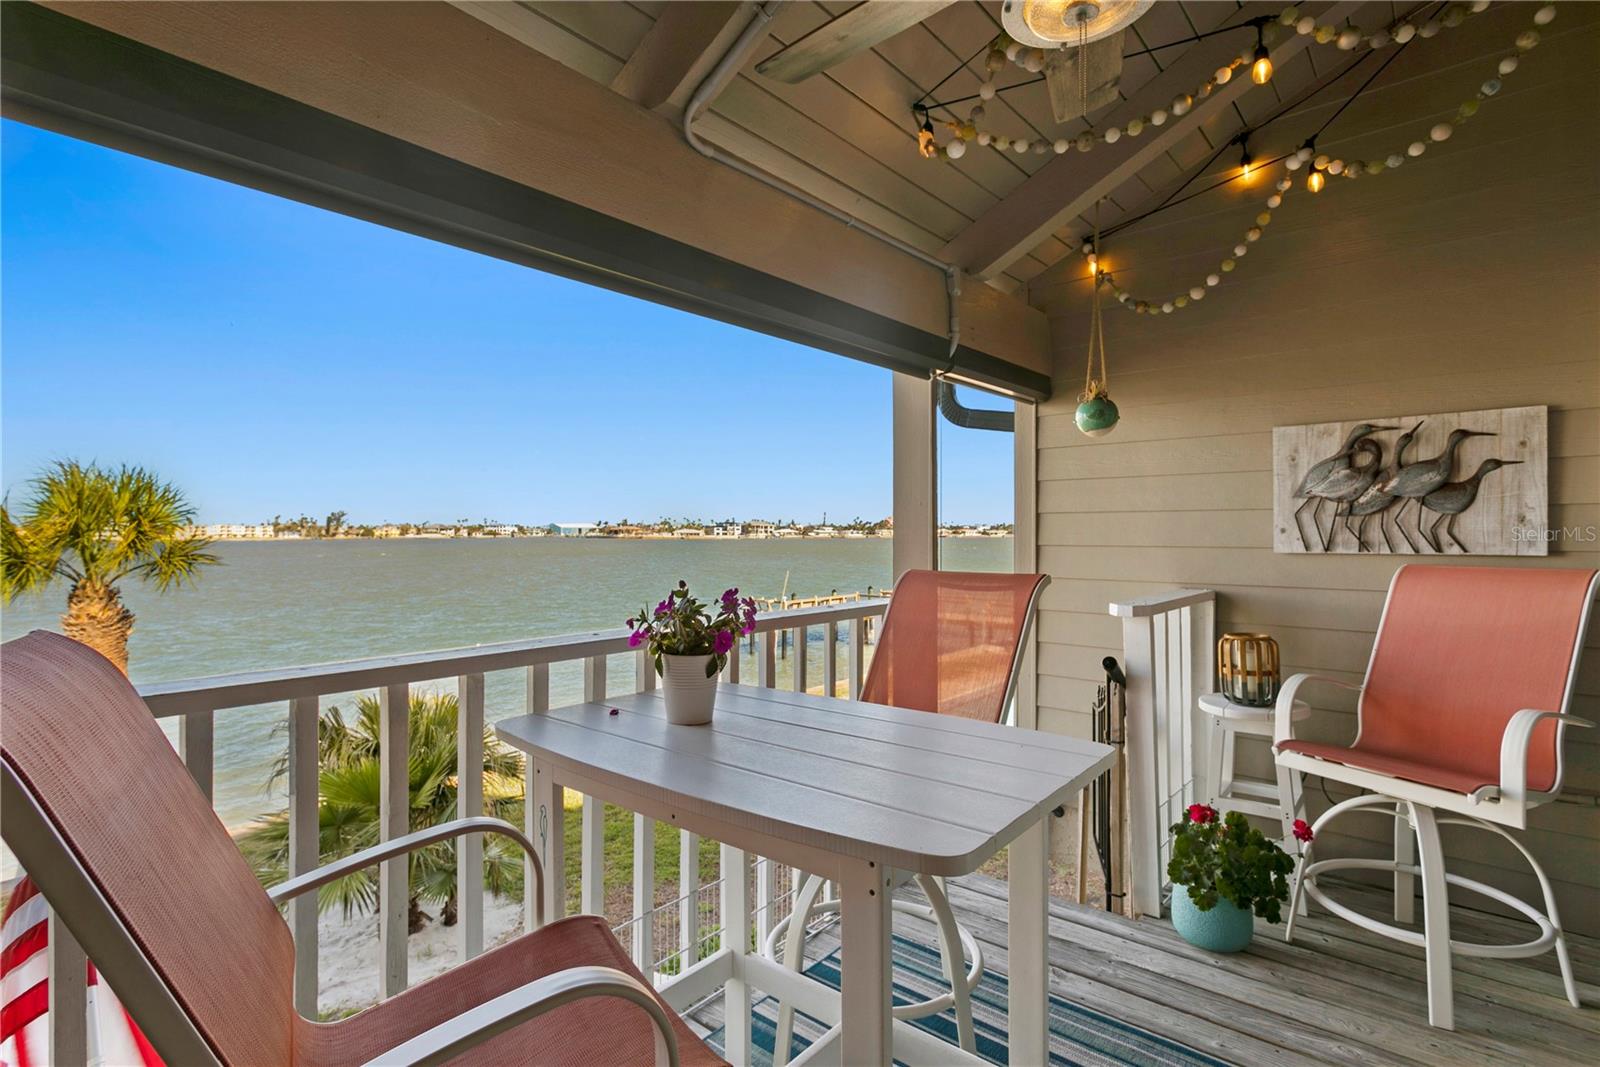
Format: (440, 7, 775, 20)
(627, 581, 757, 725)
(1165, 804, 1310, 952)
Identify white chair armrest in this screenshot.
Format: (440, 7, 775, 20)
(267, 816, 544, 923)
(1499, 710, 1594, 807)
(362, 964, 678, 1067)
(1274, 673, 1362, 747)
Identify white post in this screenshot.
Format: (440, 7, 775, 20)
(892, 373, 938, 580)
(838, 857, 893, 1066)
(524, 664, 558, 930)
(759, 630, 777, 688)
(637, 647, 656, 691)
(756, 856, 776, 945)
(180, 711, 213, 802)
(456, 672, 486, 961)
(1009, 818, 1050, 1066)
(633, 814, 656, 974)
(47, 911, 87, 1067)
(1121, 614, 1161, 917)
(849, 618, 866, 700)
(791, 626, 808, 694)
(287, 696, 320, 1014)
(720, 845, 752, 1065)
(581, 656, 606, 917)
(1013, 399, 1040, 732)
(678, 829, 701, 970)
(824, 621, 839, 698)
(378, 682, 410, 997)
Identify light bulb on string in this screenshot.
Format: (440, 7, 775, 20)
(1239, 143, 1254, 182)
(1306, 168, 1325, 193)
(916, 109, 937, 159)
(1250, 25, 1273, 84)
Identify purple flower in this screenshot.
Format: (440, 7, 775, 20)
(628, 629, 645, 648)
(721, 587, 739, 608)
(655, 599, 672, 617)
(713, 629, 735, 655)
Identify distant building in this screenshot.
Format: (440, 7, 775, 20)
(745, 521, 776, 539)
(190, 523, 276, 539)
(484, 524, 520, 536)
(674, 527, 705, 538)
(555, 523, 599, 537)
(772, 525, 802, 538)
(711, 522, 742, 538)
(808, 525, 838, 538)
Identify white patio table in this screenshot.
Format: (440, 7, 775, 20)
(497, 683, 1115, 1067)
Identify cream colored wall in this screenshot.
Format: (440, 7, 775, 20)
(1028, 12, 1599, 931)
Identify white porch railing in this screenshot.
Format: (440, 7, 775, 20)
(1108, 589, 1216, 918)
(29, 598, 887, 1066)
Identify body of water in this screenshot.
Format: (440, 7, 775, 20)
(1, 537, 1011, 831)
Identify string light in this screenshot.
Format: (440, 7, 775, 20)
(1078, 4, 1554, 318)
(1239, 141, 1254, 182)
(1250, 25, 1273, 85)
(916, 110, 937, 159)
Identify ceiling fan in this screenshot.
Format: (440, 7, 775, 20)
(755, 0, 1153, 124)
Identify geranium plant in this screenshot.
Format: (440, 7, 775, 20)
(1167, 804, 1309, 923)
(627, 580, 757, 678)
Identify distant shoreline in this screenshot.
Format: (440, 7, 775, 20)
(196, 533, 1014, 542)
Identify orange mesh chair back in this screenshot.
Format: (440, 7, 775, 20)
(2, 630, 298, 1064)
(862, 570, 1049, 722)
(1283, 565, 1597, 795)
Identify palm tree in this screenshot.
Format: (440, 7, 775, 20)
(1, 460, 218, 672)
(238, 691, 525, 932)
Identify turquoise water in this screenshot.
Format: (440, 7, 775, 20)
(1, 537, 1010, 830)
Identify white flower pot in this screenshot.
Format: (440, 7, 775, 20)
(660, 653, 718, 725)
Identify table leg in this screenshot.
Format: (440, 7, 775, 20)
(1009, 817, 1050, 1067)
(528, 756, 564, 928)
(721, 845, 752, 1065)
(838, 858, 893, 1066)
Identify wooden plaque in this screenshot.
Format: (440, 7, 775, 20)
(1273, 406, 1548, 556)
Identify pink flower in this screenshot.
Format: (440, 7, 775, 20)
(713, 629, 735, 655)
(628, 629, 644, 649)
(1292, 818, 1314, 843)
(1187, 803, 1218, 825)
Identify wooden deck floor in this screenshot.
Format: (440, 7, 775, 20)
(690, 872, 1599, 1066)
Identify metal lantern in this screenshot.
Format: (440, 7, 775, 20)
(1216, 632, 1280, 707)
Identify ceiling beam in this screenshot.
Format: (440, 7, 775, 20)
(755, 1, 955, 84)
(610, 0, 745, 112)
(940, 1, 1367, 280)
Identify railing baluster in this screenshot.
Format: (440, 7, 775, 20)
(791, 626, 808, 694)
(378, 682, 409, 997)
(678, 828, 700, 971)
(524, 664, 560, 930)
(632, 814, 655, 975)
(758, 630, 777, 688)
(636, 648, 656, 692)
(47, 909, 87, 1067)
(179, 710, 213, 802)
(457, 673, 486, 961)
(849, 618, 866, 699)
(724, 642, 740, 684)
(756, 855, 775, 945)
(287, 696, 320, 1015)
(824, 621, 838, 698)
(581, 656, 606, 917)
(721, 845, 752, 1064)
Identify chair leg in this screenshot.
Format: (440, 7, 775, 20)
(1284, 841, 1311, 943)
(772, 873, 827, 1067)
(917, 873, 976, 1055)
(1411, 803, 1455, 1030)
(1275, 760, 1307, 916)
(1394, 809, 1416, 925)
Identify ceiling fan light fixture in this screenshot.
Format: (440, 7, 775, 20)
(1002, 0, 1154, 48)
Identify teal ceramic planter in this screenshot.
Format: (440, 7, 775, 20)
(1171, 887, 1254, 953)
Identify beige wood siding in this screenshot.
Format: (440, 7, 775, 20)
(1029, 12, 1600, 931)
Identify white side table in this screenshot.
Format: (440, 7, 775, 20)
(1198, 692, 1310, 860)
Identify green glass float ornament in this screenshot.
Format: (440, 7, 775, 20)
(1076, 388, 1120, 437)
(1077, 264, 1120, 438)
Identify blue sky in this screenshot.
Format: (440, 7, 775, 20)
(1, 120, 1012, 525)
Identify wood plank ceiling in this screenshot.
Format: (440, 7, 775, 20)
(453, 1, 1510, 296)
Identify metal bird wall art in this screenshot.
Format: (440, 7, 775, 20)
(1273, 407, 1548, 556)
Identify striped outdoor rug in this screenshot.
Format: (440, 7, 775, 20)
(704, 934, 1229, 1067)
